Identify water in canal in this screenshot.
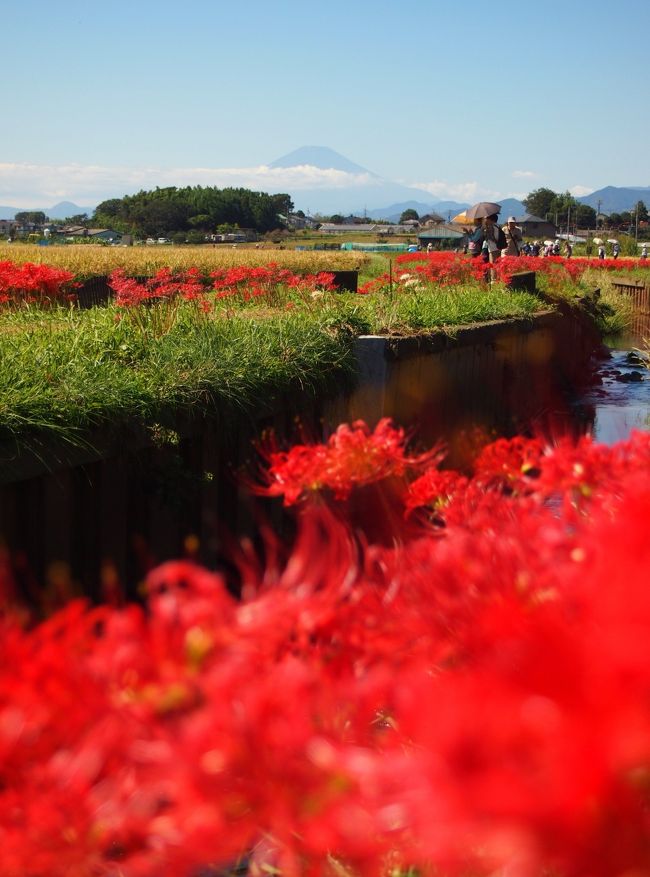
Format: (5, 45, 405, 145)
(576, 332, 650, 444)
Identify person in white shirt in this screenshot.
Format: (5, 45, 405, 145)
(501, 216, 523, 256)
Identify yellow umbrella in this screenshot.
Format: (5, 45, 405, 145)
(451, 211, 475, 226)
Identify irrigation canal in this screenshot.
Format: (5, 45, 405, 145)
(578, 344, 650, 443)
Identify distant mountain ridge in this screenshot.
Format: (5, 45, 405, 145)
(577, 186, 650, 213)
(0, 201, 94, 221)
(269, 146, 438, 214)
(271, 147, 650, 219)
(3, 147, 649, 220)
(363, 198, 527, 224)
(268, 148, 536, 218)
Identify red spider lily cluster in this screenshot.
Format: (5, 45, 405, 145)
(0, 260, 78, 305)
(109, 267, 207, 307)
(3, 420, 650, 876)
(255, 418, 441, 504)
(210, 263, 336, 301)
(358, 251, 650, 295)
(108, 264, 337, 310)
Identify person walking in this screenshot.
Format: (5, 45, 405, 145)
(612, 241, 621, 259)
(641, 244, 648, 260)
(598, 243, 606, 260)
(501, 216, 523, 256)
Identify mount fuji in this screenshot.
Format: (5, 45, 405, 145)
(269, 146, 439, 216)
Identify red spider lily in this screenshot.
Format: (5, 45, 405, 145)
(108, 267, 207, 307)
(359, 251, 650, 295)
(472, 435, 545, 491)
(254, 417, 441, 505)
(358, 253, 487, 294)
(0, 260, 78, 305)
(210, 263, 336, 301)
(3, 427, 650, 876)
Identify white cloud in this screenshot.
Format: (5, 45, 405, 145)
(0, 161, 376, 207)
(569, 184, 593, 197)
(512, 170, 536, 179)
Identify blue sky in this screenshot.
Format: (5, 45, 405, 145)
(3, 0, 649, 209)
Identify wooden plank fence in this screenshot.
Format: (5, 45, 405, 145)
(611, 279, 650, 339)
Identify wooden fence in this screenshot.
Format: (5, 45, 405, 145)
(611, 279, 650, 340)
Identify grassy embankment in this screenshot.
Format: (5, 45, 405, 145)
(0, 244, 631, 446)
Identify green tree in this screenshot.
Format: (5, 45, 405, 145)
(187, 214, 212, 230)
(575, 204, 597, 227)
(634, 201, 648, 222)
(93, 186, 287, 238)
(270, 193, 294, 221)
(185, 230, 206, 244)
(399, 208, 419, 223)
(522, 188, 557, 219)
(63, 213, 89, 226)
(546, 191, 581, 228)
(15, 211, 46, 226)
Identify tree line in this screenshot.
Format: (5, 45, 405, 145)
(522, 188, 648, 229)
(91, 186, 293, 238)
(8, 188, 649, 239)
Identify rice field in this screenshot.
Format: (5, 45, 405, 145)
(0, 243, 369, 279)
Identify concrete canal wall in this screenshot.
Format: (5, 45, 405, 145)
(327, 307, 599, 462)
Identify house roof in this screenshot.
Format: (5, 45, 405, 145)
(517, 213, 552, 224)
(319, 222, 421, 234)
(319, 223, 377, 233)
(417, 224, 466, 239)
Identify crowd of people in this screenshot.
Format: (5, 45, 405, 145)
(468, 214, 577, 261)
(465, 213, 648, 262)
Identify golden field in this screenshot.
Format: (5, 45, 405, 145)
(0, 243, 369, 277)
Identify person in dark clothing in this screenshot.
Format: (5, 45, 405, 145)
(468, 214, 507, 263)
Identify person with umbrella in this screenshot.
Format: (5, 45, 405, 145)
(466, 202, 507, 265)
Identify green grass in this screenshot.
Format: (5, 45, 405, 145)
(0, 282, 562, 445)
(356, 284, 541, 334)
(0, 303, 357, 444)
